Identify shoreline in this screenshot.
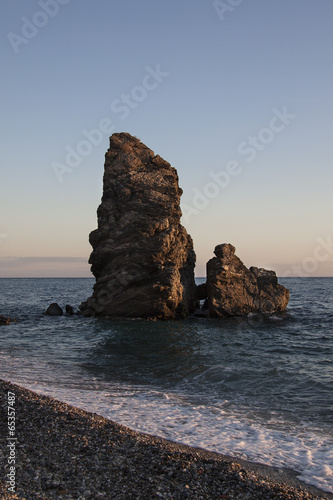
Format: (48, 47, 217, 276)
(1, 379, 332, 500)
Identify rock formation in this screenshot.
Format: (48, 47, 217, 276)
(65, 305, 75, 315)
(44, 303, 63, 316)
(206, 244, 289, 317)
(79, 133, 289, 320)
(0, 315, 19, 325)
(80, 133, 196, 319)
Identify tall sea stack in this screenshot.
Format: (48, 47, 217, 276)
(80, 133, 196, 319)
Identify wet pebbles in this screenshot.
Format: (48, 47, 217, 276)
(1, 380, 331, 500)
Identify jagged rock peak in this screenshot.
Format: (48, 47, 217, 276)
(80, 133, 196, 319)
(207, 243, 289, 317)
(214, 243, 235, 258)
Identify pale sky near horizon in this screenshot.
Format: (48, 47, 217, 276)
(1, 0, 333, 278)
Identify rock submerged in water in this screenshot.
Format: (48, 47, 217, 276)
(80, 133, 196, 319)
(65, 305, 75, 315)
(44, 304, 76, 316)
(0, 316, 11, 325)
(44, 303, 63, 316)
(0, 315, 19, 325)
(206, 244, 289, 317)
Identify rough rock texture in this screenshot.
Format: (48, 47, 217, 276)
(207, 244, 289, 317)
(80, 133, 196, 319)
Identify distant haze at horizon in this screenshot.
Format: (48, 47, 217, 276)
(1, 1, 332, 278)
(0, 250, 332, 278)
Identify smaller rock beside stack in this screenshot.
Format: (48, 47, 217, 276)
(206, 244, 289, 318)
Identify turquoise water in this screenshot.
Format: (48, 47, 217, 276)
(0, 277, 332, 492)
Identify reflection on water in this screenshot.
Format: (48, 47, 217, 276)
(0, 278, 333, 493)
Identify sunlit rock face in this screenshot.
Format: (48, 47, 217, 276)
(80, 133, 196, 319)
(206, 244, 289, 317)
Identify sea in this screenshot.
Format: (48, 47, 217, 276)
(0, 277, 332, 494)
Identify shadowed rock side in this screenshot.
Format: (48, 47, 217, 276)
(80, 133, 196, 319)
(207, 244, 289, 318)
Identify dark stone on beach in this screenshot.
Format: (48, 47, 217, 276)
(65, 305, 74, 315)
(44, 303, 63, 316)
(80, 132, 196, 319)
(207, 244, 289, 318)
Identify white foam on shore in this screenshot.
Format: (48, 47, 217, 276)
(2, 372, 332, 494)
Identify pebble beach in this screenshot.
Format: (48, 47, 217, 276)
(1, 379, 332, 500)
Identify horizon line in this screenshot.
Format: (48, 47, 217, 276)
(0, 276, 333, 279)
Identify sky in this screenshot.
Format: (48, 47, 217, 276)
(1, 0, 332, 278)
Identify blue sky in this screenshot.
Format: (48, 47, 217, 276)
(1, 0, 332, 277)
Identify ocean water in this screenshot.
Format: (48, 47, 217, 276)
(0, 277, 332, 493)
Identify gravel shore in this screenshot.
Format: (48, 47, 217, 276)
(1, 379, 332, 500)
